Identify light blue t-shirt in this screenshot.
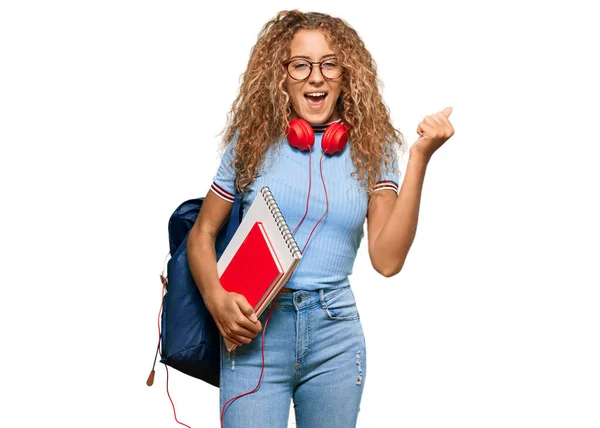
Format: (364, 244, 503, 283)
(211, 127, 399, 291)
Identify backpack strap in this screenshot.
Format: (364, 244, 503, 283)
(224, 190, 243, 245)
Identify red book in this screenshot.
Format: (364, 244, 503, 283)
(219, 221, 284, 310)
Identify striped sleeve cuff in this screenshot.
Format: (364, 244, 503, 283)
(373, 180, 399, 193)
(210, 182, 235, 203)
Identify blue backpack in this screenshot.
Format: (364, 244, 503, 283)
(155, 192, 244, 387)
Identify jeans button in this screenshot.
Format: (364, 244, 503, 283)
(295, 295, 302, 304)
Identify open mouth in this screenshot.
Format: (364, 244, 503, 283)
(304, 92, 328, 109)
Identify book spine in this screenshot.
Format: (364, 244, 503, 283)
(260, 186, 302, 259)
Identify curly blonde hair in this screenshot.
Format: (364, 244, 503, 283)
(221, 10, 406, 195)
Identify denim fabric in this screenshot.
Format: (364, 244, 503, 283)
(220, 285, 367, 427)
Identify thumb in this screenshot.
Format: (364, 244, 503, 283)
(234, 294, 258, 322)
(442, 106, 453, 118)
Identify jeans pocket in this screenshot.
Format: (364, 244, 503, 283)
(322, 287, 360, 321)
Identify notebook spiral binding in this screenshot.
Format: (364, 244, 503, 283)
(261, 186, 302, 259)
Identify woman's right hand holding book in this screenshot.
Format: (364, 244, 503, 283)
(205, 287, 262, 348)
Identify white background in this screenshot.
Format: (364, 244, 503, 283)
(1, 0, 599, 427)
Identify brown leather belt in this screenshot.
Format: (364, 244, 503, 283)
(279, 287, 294, 293)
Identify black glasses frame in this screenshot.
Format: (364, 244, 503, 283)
(283, 58, 343, 82)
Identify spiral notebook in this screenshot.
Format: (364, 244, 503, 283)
(217, 186, 302, 351)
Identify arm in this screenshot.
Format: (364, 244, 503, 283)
(367, 151, 429, 277)
(187, 190, 262, 347)
(367, 106, 455, 277)
(187, 190, 233, 302)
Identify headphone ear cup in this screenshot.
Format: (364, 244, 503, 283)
(321, 122, 349, 155)
(288, 118, 315, 151)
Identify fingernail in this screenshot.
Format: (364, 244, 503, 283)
(250, 314, 258, 322)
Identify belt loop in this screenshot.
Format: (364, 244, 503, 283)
(319, 289, 326, 308)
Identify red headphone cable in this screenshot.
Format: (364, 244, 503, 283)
(292, 146, 312, 236)
(301, 152, 329, 253)
(219, 292, 281, 427)
(219, 145, 318, 424)
(148, 274, 192, 427)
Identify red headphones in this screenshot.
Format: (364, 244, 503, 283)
(287, 118, 349, 155)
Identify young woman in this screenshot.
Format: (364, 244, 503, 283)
(187, 10, 454, 428)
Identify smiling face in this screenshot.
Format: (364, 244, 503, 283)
(285, 30, 342, 125)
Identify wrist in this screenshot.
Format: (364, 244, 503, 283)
(202, 284, 226, 309)
(409, 147, 431, 166)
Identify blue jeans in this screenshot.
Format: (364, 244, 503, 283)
(220, 285, 367, 428)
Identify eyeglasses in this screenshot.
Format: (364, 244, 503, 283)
(284, 58, 343, 81)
